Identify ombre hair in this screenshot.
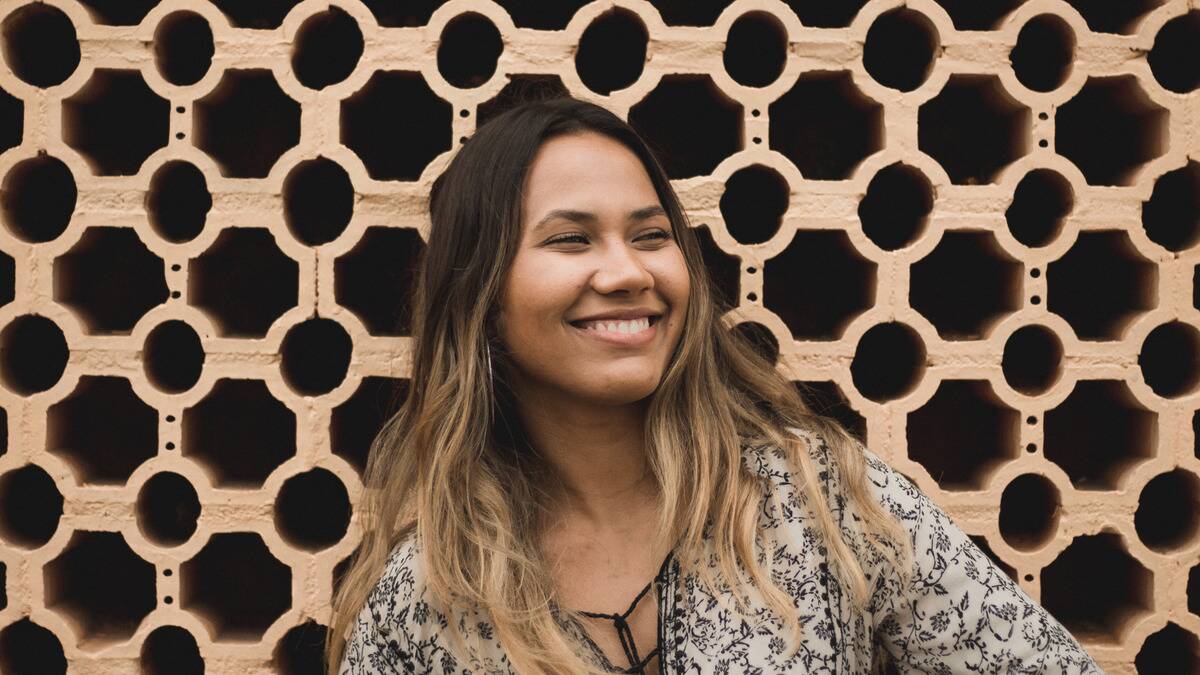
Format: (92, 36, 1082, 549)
(325, 96, 912, 674)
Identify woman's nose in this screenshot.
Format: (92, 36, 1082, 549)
(590, 242, 654, 293)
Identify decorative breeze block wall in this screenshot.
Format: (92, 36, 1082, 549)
(0, 0, 1197, 672)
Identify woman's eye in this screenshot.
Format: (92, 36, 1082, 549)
(547, 231, 671, 245)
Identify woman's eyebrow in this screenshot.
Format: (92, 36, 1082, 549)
(532, 205, 666, 235)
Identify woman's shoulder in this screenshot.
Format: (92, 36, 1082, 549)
(342, 535, 478, 673)
(740, 423, 927, 542)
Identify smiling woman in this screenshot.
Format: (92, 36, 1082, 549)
(326, 97, 1102, 675)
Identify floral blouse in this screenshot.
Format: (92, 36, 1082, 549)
(339, 428, 1104, 674)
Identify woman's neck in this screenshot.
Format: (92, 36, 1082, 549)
(510, 384, 658, 530)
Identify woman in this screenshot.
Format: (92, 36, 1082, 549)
(327, 96, 1102, 674)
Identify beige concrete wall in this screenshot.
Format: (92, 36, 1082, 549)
(0, 0, 1197, 672)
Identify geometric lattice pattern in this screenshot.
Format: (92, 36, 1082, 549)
(1, 1, 1198, 672)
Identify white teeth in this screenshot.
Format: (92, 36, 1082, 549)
(578, 317, 651, 334)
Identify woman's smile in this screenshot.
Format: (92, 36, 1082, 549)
(568, 314, 662, 347)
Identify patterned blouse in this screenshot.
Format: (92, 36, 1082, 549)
(339, 428, 1104, 674)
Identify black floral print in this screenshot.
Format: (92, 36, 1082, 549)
(340, 428, 1104, 674)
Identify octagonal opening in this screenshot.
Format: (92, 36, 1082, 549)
(341, 71, 452, 181)
(919, 74, 1030, 185)
(54, 227, 168, 334)
(908, 379, 1019, 489)
(182, 378, 296, 488)
(47, 376, 158, 486)
(910, 230, 1022, 340)
(63, 69, 169, 176)
(44, 530, 156, 646)
(195, 69, 300, 178)
(1044, 379, 1155, 490)
(1056, 76, 1167, 186)
(334, 226, 423, 336)
(1047, 230, 1156, 341)
(1041, 531, 1152, 643)
(770, 71, 882, 180)
(180, 532, 291, 640)
(764, 230, 874, 340)
(629, 75, 741, 179)
(189, 228, 299, 338)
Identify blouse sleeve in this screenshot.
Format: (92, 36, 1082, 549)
(338, 541, 457, 674)
(851, 444, 1105, 674)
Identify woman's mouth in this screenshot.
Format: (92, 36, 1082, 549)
(568, 315, 660, 347)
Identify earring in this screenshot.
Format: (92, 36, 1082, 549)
(485, 341, 493, 380)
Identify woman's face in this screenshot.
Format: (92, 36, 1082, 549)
(496, 131, 691, 407)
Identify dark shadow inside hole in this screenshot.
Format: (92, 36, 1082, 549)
(437, 12, 503, 89)
(576, 8, 647, 95)
(292, 6, 364, 89)
(721, 164, 788, 245)
(863, 8, 938, 92)
(858, 163, 932, 250)
(1010, 14, 1073, 93)
(999, 473, 1060, 549)
(1134, 469, 1200, 551)
(851, 322, 924, 402)
(1005, 168, 1072, 248)
(154, 11, 214, 86)
(1001, 324, 1062, 394)
(723, 11, 787, 88)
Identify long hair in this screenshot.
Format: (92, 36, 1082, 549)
(325, 96, 912, 674)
